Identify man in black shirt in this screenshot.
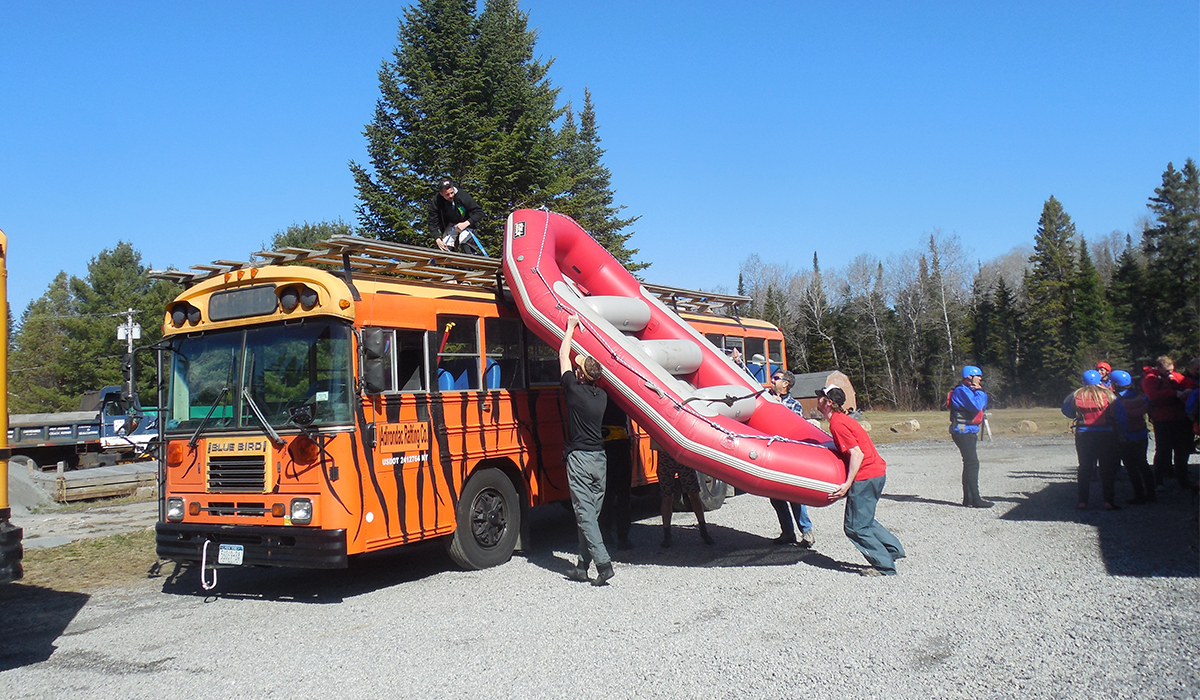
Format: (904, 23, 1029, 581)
(559, 314, 614, 586)
(432, 178, 485, 255)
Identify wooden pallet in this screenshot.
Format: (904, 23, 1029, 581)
(50, 462, 158, 503)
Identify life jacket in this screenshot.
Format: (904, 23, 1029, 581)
(1113, 391, 1149, 441)
(1072, 389, 1114, 430)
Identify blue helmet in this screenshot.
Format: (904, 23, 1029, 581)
(962, 365, 982, 379)
(1110, 370, 1132, 388)
(1082, 369, 1103, 386)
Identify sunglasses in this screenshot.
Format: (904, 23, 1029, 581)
(772, 375, 785, 381)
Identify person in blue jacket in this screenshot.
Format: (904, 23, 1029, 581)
(950, 365, 992, 508)
(1110, 370, 1155, 504)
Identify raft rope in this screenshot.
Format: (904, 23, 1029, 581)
(525, 210, 825, 450)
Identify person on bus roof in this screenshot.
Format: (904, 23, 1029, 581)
(432, 178, 485, 255)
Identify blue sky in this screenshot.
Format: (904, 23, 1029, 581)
(1, 1, 1196, 315)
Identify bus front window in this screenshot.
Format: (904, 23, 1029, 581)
(166, 321, 354, 432)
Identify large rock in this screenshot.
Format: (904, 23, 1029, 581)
(1013, 420, 1038, 434)
(890, 419, 921, 434)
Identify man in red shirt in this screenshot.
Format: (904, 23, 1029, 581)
(818, 385, 905, 576)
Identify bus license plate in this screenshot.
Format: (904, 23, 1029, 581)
(217, 544, 244, 566)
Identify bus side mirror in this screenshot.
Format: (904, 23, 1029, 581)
(362, 328, 387, 394)
(363, 361, 386, 395)
(362, 328, 386, 360)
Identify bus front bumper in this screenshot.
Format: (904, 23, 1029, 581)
(156, 522, 348, 569)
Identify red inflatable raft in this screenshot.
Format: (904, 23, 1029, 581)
(502, 209, 847, 506)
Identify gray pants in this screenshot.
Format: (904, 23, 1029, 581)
(567, 449, 610, 567)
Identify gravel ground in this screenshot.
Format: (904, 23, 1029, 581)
(1, 435, 1197, 699)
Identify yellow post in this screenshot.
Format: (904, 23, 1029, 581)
(0, 229, 24, 582)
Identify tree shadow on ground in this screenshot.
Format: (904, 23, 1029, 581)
(1002, 467, 1199, 578)
(0, 584, 89, 672)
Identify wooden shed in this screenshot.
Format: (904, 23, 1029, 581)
(787, 370, 857, 416)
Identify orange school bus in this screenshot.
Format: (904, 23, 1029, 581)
(152, 236, 785, 571)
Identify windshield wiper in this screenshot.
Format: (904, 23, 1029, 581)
(242, 387, 285, 447)
(188, 386, 230, 449)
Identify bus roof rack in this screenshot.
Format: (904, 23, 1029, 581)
(150, 235, 750, 314)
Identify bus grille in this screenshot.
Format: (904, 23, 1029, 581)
(207, 456, 266, 493)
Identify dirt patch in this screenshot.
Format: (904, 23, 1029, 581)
(18, 529, 159, 592)
(858, 407, 1072, 444)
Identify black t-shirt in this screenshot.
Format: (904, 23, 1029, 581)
(561, 370, 607, 454)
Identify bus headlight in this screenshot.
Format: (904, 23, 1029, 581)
(166, 497, 185, 522)
(289, 498, 313, 525)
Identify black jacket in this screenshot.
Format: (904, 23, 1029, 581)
(431, 188, 484, 235)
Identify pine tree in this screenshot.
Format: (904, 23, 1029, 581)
(801, 253, 837, 371)
(968, 276, 994, 368)
(1070, 239, 1117, 369)
(1024, 196, 1077, 401)
(550, 90, 644, 270)
(8, 273, 76, 413)
(470, 0, 562, 224)
(1142, 158, 1200, 357)
(989, 276, 1023, 400)
(1107, 237, 1153, 366)
(9, 244, 179, 412)
(351, 0, 478, 244)
(262, 219, 355, 254)
(350, 0, 560, 253)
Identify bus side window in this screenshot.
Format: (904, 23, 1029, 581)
(485, 318, 524, 389)
(395, 330, 426, 392)
(435, 315, 480, 391)
(744, 337, 767, 383)
(768, 339, 784, 374)
(705, 333, 724, 352)
(526, 334, 560, 386)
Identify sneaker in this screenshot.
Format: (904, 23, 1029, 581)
(772, 532, 797, 545)
(800, 530, 816, 548)
(970, 499, 995, 509)
(859, 567, 884, 577)
(592, 563, 615, 586)
(699, 526, 715, 546)
(660, 529, 672, 548)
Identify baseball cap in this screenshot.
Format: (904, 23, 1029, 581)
(815, 384, 846, 406)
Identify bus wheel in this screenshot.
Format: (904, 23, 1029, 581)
(445, 469, 520, 570)
(697, 473, 727, 512)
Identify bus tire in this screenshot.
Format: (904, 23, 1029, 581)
(697, 473, 727, 512)
(445, 468, 521, 570)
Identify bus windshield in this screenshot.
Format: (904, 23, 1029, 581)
(165, 320, 354, 432)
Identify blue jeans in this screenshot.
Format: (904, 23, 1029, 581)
(567, 449, 610, 567)
(844, 475, 904, 575)
(771, 499, 812, 534)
